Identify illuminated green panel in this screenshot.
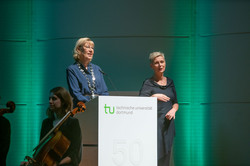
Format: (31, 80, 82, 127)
(171, 0, 210, 166)
(1, 1, 32, 164)
(1, 0, 46, 165)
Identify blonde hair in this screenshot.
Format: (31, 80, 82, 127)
(73, 37, 95, 61)
(149, 51, 165, 64)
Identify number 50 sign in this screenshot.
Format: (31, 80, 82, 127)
(112, 139, 143, 166)
(98, 96, 157, 166)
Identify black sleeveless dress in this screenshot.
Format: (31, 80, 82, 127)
(139, 77, 178, 159)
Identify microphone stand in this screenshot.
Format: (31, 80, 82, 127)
(99, 69, 118, 91)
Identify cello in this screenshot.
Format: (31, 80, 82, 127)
(25, 101, 86, 166)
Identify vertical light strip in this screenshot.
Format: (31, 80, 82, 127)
(30, 0, 44, 146)
(190, 0, 207, 165)
(12, 1, 32, 163)
(172, 0, 208, 165)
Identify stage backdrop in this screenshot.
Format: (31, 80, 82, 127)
(0, 0, 250, 166)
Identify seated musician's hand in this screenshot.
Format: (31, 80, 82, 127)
(20, 161, 29, 166)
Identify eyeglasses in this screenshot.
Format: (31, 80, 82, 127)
(83, 45, 94, 49)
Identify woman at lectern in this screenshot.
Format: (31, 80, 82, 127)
(66, 37, 109, 107)
(139, 51, 179, 166)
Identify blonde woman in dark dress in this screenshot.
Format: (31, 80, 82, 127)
(139, 52, 179, 166)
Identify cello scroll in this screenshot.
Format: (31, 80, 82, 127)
(0, 101, 15, 116)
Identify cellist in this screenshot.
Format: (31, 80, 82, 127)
(21, 87, 82, 166)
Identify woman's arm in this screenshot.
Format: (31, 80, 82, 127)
(66, 68, 89, 103)
(151, 93, 170, 102)
(63, 118, 82, 165)
(165, 103, 179, 120)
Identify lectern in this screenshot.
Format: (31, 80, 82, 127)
(75, 96, 157, 166)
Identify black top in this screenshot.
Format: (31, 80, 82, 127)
(0, 116, 11, 166)
(139, 77, 178, 159)
(40, 116, 82, 166)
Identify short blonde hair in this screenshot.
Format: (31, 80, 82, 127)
(149, 51, 165, 63)
(73, 37, 94, 61)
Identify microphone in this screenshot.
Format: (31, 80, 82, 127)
(99, 69, 107, 75)
(99, 69, 118, 91)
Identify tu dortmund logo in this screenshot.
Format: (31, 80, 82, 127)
(104, 104, 115, 114)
